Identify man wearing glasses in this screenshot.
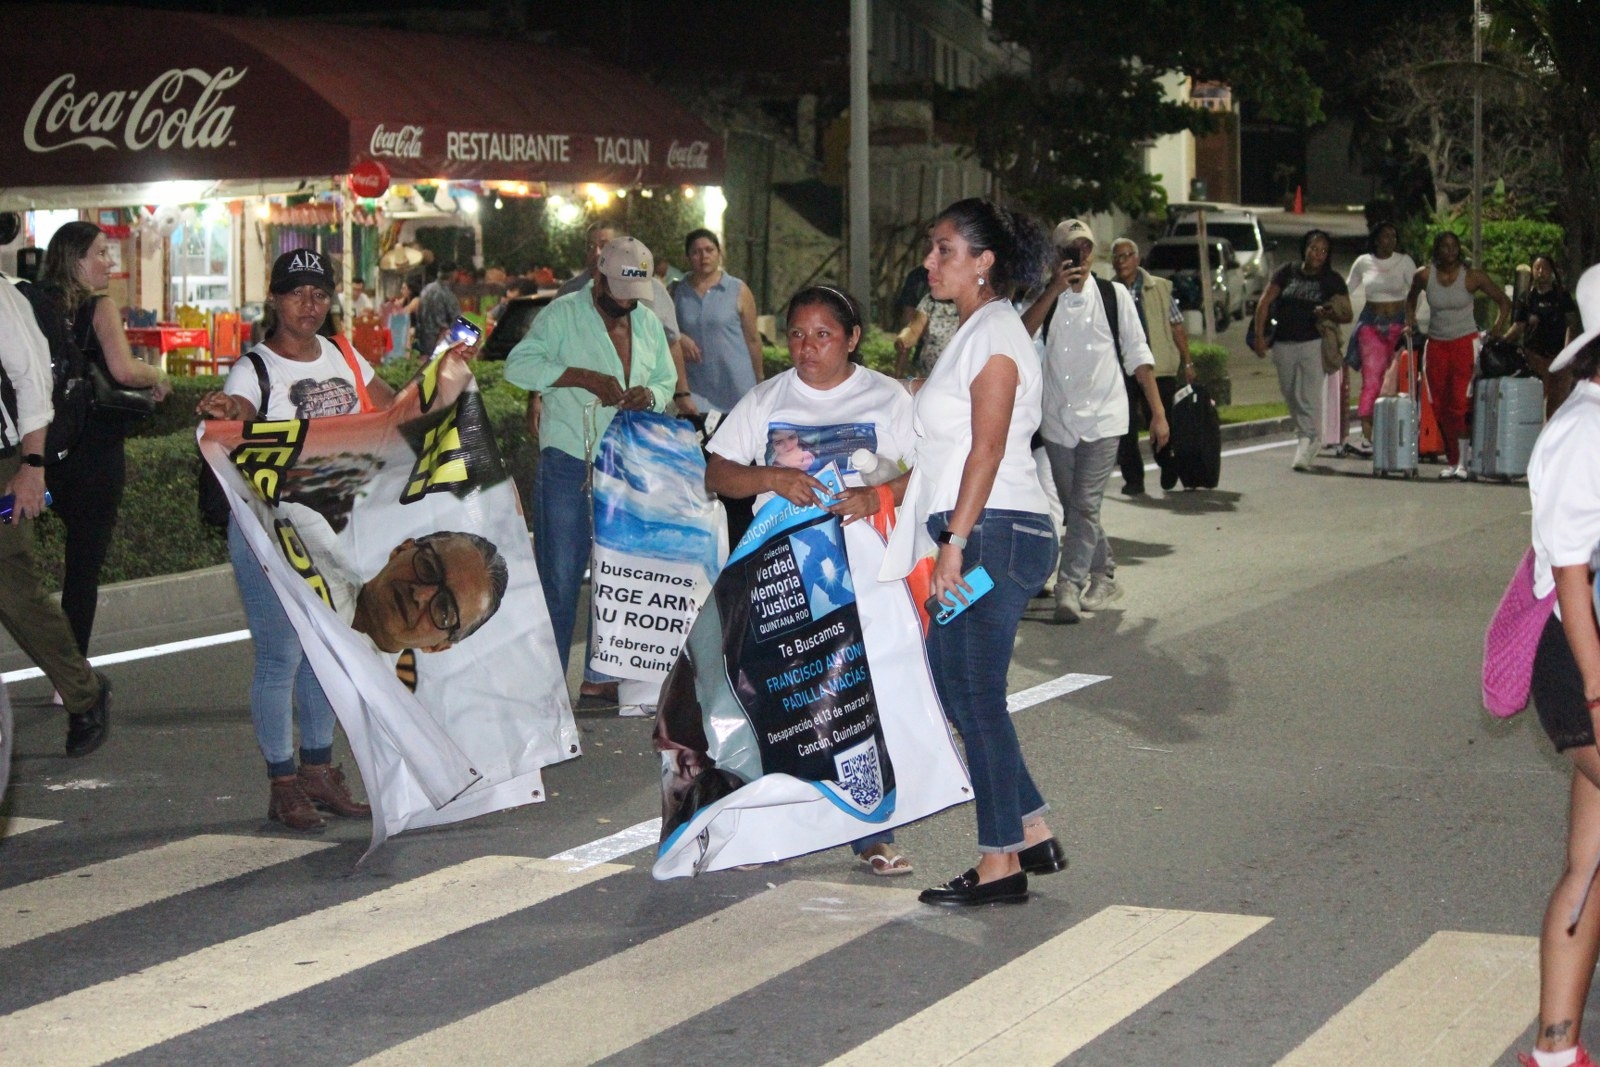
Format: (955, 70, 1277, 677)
(1109, 237, 1193, 495)
(350, 531, 508, 654)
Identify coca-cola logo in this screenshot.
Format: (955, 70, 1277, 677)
(24, 68, 246, 154)
(369, 124, 424, 159)
(665, 140, 710, 170)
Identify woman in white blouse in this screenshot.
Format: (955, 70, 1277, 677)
(882, 198, 1064, 908)
(1344, 221, 1417, 455)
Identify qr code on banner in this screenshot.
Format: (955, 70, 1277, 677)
(833, 738, 884, 812)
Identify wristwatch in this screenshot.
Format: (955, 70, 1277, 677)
(936, 530, 968, 549)
(20, 453, 44, 468)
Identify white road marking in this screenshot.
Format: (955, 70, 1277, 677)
(826, 905, 1271, 1067)
(547, 818, 662, 871)
(1274, 931, 1538, 1066)
(352, 879, 919, 1067)
(0, 856, 626, 1067)
(1138, 434, 1296, 475)
(1007, 673, 1111, 713)
(0, 817, 59, 839)
(0, 835, 332, 951)
(0, 629, 251, 683)
(42, 779, 112, 792)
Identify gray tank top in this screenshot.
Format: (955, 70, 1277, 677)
(1425, 267, 1478, 340)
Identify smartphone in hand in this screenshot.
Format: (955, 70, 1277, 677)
(926, 565, 995, 625)
(1060, 246, 1081, 270)
(434, 316, 482, 358)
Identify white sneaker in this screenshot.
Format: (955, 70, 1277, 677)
(1438, 465, 1468, 480)
(1292, 439, 1314, 471)
(1053, 583, 1083, 624)
(1080, 574, 1122, 612)
(618, 704, 657, 718)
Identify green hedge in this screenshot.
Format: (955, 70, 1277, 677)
(1416, 218, 1565, 286)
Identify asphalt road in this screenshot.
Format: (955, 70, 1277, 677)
(0, 434, 1565, 1067)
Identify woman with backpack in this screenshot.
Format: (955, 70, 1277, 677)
(38, 222, 170, 659)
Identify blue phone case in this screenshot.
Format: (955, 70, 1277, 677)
(927, 565, 994, 625)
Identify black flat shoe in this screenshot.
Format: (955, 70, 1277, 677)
(1018, 837, 1068, 875)
(65, 672, 111, 758)
(918, 868, 1029, 907)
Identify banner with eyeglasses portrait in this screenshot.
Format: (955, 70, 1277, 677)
(652, 484, 972, 879)
(198, 351, 580, 853)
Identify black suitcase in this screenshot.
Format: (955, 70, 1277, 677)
(1158, 381, 1222, 489)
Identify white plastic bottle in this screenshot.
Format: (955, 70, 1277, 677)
(850, 448, 901, 486)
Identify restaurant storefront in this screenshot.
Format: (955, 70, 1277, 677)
(0, 3, 725, 357)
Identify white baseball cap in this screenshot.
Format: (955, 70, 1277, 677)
(1550, 263, 1600, 373)
(1052, 218, 1095, 251)
(597, 237, 654, 302)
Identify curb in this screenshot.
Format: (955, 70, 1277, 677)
(1219, 415, 1294, 442)
(6, 418, 1299, 660)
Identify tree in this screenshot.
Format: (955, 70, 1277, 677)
(1365, 19, 1559, 216)
(954, 0, 1324, 220)
(1487, 0, 1600, 268)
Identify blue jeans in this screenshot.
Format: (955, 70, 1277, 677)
(532, 447, 617, 684)
(1042, 436, 1120, 591)
(228, 518, 335, 777)
(925, 509, 1056, 852)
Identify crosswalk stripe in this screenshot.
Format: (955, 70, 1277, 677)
(352, 879, 920, 1067)
(0, 817, 59, 839)
(0, 834, 333, 951)
(0, 856, 626, 1067)
(825, 905, 1271, 1067)
(1274, 930, 1538, 1066)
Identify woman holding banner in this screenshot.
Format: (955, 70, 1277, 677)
(196, 249, 400, 833)
(881, 198, 1066, 907)
(704, 284, 917, 875)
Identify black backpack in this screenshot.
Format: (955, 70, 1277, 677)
(198, 352, 269, 528)
(10, 278, 93, 464)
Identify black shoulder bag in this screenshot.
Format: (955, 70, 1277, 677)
(76, 297, 156, 422)
(198, 352, 269, 528)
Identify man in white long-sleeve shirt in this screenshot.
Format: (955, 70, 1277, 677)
(0, 276, 110, 756)
(1022, 219, 1170, 624)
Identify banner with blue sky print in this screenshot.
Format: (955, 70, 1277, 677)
(589, 410, 724, 685)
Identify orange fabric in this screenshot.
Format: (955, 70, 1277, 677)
(333, 334, 374, 413)
(864, 483, 933, 635)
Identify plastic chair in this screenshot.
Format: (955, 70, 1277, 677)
(351, 312, 387, 365)
(211, 311, 242, 374)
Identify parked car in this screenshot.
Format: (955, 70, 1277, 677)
(1166, 205, 1273, 316)
(1144, 236, 1245, 333)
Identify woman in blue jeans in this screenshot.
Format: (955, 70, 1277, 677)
(882, 197, 1065, 906)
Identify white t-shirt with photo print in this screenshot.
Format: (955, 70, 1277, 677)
(224, 335, 375, 420)
(707, 364, 914, 511)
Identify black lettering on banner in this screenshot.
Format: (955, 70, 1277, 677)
(401, 405, 470, 503)
(229, 419, 308, 505)
(716, 512, 894, 807)
(273, 518, 332, 610)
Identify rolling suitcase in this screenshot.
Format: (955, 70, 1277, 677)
(1159, 381, 1222, 489)
(1373, 339, 1419, 478)
(1469, 376, 1543, 480)
(1320, 367, 1349, 455)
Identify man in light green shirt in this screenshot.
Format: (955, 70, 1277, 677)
(504, 237, 677, 690)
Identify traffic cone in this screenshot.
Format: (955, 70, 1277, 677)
(1293, 186, 1304, 214)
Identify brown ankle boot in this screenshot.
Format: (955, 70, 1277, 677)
(297, 763, 371, 818)
(267, 775, 326, 832)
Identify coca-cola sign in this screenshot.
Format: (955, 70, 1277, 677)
(24, 68, 246, 154)
(369, 124, 424, 159)
(665, 140, 710, 170)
